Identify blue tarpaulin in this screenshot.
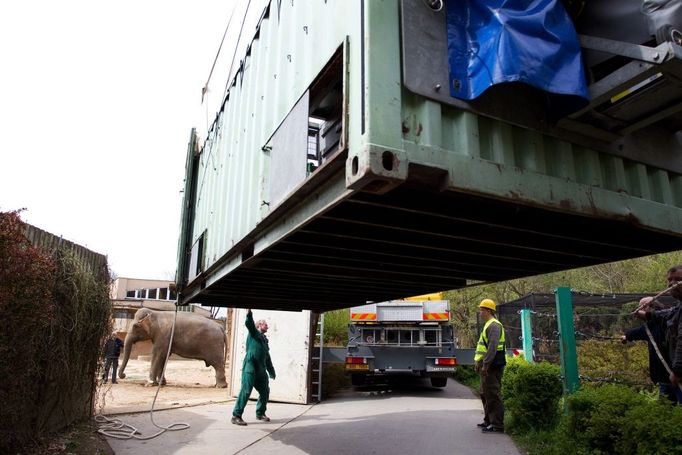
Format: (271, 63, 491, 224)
(446, 0, 589, 104)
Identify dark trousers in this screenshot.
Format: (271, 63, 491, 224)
(233, 370, 270, 418)
(480, 365, 504, 429)
(102, 357, 119, 383)
(659, 383, 682, 404)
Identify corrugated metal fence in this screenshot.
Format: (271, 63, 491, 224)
(22, 223, 108, 274)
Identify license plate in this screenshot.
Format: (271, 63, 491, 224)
(346, 364, 369, 370)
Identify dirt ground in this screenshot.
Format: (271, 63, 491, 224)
(95, 358, 232, 415)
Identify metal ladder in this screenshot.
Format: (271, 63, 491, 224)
(310, 312, 324, 402)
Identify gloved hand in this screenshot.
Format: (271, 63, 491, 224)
(269, 372, 276, 380)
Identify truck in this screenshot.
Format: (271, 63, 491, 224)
(345, 299, 457, 388)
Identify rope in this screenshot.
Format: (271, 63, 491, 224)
(629, 281, 682, 392)
(631, 281, 682, 314)
(643, 323, 682, 392)
(96, 306, 191, 439)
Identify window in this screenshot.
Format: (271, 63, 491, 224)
(159, 288, 168, 300)
(308, 45, 344, 171)
(361, 328, 378, 344)
(126, 290, 136, 298)
(424, 329, 441, 346)
(147, 289, 158, 299)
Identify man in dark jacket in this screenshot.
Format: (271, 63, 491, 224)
(102, 331, 124, 384)
(635, 265, 682, 404)
(622, 312, 677, 402)
(232, 310, 276, 425)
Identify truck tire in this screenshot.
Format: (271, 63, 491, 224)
(430, 377, 448, 388)
(351, 374, 366, 387)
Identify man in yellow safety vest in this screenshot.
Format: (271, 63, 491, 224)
(474, 298, 506, 433)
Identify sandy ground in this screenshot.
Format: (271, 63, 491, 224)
(95, 358, 232, 415)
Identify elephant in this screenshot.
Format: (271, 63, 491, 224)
(118, 308, 228, 388)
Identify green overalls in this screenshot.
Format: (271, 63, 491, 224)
(232, 311, 276, 418)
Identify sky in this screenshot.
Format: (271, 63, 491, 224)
(0, 0, 239, 280)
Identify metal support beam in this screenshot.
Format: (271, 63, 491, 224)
(556, 287, 580, 395)
(520, 309, 534, 363)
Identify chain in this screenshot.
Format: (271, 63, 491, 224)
(574, 330, 621, 341)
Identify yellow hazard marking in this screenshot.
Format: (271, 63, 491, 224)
(423, 313, 449, 320)
(350, 313, 377, 320)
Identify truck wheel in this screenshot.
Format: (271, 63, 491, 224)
(430, 377, 447, 388)
(351, 374, 366, 387)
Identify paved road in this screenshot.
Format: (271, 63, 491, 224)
(104, 378, 521, 455)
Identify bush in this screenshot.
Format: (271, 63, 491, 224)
(502, 358, 562, 433)
(453, 365, 480, 391)
(0, 212, 57, 451)
(0, 212, 111, 453)
(617, 400, 682, 455)
(321, 363, 350, 399)
(564, 384, 647, 453)
(577, 339, 649, 389)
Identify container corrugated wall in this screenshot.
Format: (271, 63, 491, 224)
(189, 0, 362, 274)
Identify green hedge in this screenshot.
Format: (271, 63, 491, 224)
(502, 357, 563, 433)
(561, 384, 682, 455)
(0, 212, 111, 453)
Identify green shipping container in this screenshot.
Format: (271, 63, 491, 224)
(177, 0, 682, 311)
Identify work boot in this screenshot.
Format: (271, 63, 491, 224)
(231, 416, 247, 426)
(256, 415, 271, 422)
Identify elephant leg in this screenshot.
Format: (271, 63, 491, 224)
(147, 350, 162, 386)
(211, 359, 228, 388)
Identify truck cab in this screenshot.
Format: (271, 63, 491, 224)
(345, 299, 457, 388)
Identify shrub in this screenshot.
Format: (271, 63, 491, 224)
(453, 364, 480, 391)
(0, 212, 111, 453)
(617, 400, 682, 455)
(0, 212, 57, 451)
(321, 363, 350, 399)
(502, 359, 562, 433)
(577, 339, 649, 389)
(564, 384, 647, 453)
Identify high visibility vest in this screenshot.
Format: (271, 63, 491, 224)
(474, 317, 506, 362)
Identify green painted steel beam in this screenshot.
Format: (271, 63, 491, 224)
(556, 287, 580, 395)
(520, 309, 534, 363)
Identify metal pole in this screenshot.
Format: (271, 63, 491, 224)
(555, 287, 579, 394)
(520, 309, 533, 363)
(317, 312, 324, 402)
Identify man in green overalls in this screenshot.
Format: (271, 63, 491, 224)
(474, 298, 506, 433)
(231, 309, 276, 426)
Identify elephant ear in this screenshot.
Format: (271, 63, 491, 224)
(136, 312, 152, 335)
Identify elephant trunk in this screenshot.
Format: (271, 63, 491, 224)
(119, 332, 135, 379)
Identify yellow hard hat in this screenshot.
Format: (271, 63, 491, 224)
(479, 298, 497, 312)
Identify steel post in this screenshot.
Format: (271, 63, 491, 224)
(555, 287, 580, 394)
(520, 309, 533, 363)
